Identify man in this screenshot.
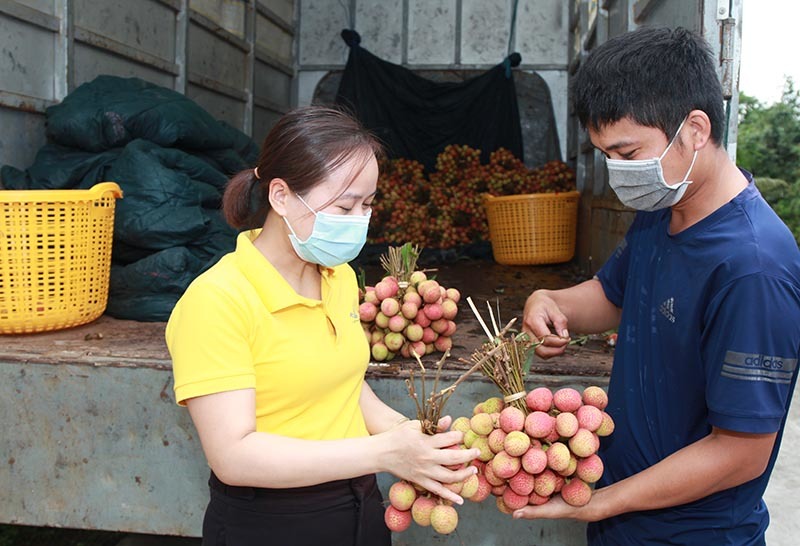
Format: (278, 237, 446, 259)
(515, 26, 800, 545)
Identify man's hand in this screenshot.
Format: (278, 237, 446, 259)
(523, 290, 571, 358)
(513, 490, 605, 522)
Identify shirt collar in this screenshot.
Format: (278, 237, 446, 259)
(235, 230, 336, 312)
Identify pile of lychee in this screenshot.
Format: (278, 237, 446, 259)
(383, 386, 614, 535)
(360, 271, 460, 361)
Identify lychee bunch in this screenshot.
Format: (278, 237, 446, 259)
(360, 271, 461, 362)
(448, 386, 614, 513)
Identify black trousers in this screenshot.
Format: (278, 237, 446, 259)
(202, 472, 391, 546)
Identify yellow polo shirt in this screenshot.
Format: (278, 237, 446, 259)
(166, 230, 370, 440)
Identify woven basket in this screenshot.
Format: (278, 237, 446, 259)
(0, 182, 123, 334)
(483, 191, 580, 265)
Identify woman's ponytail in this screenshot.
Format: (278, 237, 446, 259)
(222, 169, 267, 230)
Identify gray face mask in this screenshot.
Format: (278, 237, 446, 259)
(605, 117, 698, 212)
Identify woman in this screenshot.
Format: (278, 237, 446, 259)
(166, 106, 478, 546)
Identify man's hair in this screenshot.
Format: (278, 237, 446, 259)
(572, 26, 725, 144)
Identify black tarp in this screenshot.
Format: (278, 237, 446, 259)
(335, 30, 524, 172)
(0, 76, 258, 321)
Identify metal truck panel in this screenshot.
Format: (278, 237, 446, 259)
(406, 0, 456, 65)
(355, 0, 403, 64)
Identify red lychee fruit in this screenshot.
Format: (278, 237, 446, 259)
(555, 411, 579, 438)
(483, 397, 505, 414)
(387, 314, 408, 333)
(582, 386, 609, 409)
(423, 302, 444, 321)
(503, 430, 531, 457)
(388, 480, 417, 511)
(508, 470, 536, 496)
(409, 270, 427, 286)
(371, 342, 388, 361)
(359, 301, 378, 322)
(560, 478, 592, 507)
(499, 406, 526, 433)
(491, 450, 521, 479)
(576, 404, 604, 432)
(528, 491, 551, 505)
(411, 495, 436, 526)
(526, 387, 553, 412)
(553, 388, 583, 412)
(596, 411, 615, 437)
(430, 504, 458, 534)
(468, 474, 492, 502)
(402, 291, 422, 307)
(524, 411, 555, 439)
(380, 297, 400, 317)
(460, 473, 480, 499)
(521, 446, 548, 475)
(533, 469, 558, 497)
(441, 299, 458, 320)
(470, 413, 494, 436)
(496, 495, 514, 514)
(445, 287, 460, 302)
(404, 323, 424, 342)
(434, 335, 452, 352)
(576, 453, 604, 483)
(546, 442, 571, 472)
(569, 428, 598, 458)
(450, 416, 472, 435)
(431, 318, 449, 334)
(502, 487, 530, 510)
(384, 505, 412, 532)
(374, 280, 398, 301)
(401, 301, 419, 320)
(488, 428, 508, 454)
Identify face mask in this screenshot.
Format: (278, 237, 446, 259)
(283, 193, 371, 267)
(605, 117, 698, 211)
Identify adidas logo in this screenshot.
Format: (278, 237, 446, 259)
(659, 297, 675, 323)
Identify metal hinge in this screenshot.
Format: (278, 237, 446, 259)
(719, 15, 736, 99)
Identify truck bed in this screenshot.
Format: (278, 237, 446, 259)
(1, 260, 612, 544)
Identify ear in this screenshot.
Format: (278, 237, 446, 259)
(685, 109, 713, 151)
(268, 178, 291, 216)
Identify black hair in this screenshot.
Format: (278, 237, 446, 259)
(572, 26, 725, 144)
(223, 105, 383, 230)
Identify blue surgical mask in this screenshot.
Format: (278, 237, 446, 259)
(283, 194, 371, 267)
(605, 117, 698, 211)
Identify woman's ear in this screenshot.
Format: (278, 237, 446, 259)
(268, 178, 290, 216)
(686, 109, 713, 150)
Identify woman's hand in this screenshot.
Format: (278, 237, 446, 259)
(379, 416, 480, 505)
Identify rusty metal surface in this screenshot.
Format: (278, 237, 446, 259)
(0, 260, 611, 376)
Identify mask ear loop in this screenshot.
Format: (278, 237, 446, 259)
(660, 117, 689, 161)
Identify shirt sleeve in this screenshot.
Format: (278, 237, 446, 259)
(703, 273, 800, 433)
(166, 278, 256, 406)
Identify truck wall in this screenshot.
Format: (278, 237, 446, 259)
(0, 0, 295, 173)
(294, 0, 571, 162)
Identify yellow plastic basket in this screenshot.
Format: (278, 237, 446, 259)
(483, 191, 580, 265)
(0, 182, 123, 334)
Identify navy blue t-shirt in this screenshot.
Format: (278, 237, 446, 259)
(588, 174, 800, 545)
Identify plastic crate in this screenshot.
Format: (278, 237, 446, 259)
(0, 182, 123, 334)
(483, 191, 580, 265)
